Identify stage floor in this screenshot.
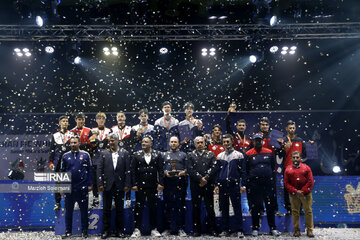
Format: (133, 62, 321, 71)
(1, 228, 360, 239)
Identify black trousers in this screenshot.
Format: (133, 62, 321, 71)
(102, 184, 125, 233)
(92, 165, 99, 198)
(163, 177, 187, 233)
(64, 189, 89, 232)
(190, 181, 216, 234)
(219, 181, 243, 233)
(135, 187, 158, 230)
(247, 179, 277, 231)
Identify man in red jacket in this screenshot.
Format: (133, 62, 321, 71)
(284, 151, 315, 238)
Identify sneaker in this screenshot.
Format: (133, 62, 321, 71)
(54, 203, 61, 211)
(237, 232, 245, 238)
(270, 229, 281, 237)
(162, 230, 171, 236)
(131, 228, 141, 238)
(151, 229, 162, 237)
(179, 229, 187, 237)
(219, 231, 230, 237)
(252, 230, 259, 237)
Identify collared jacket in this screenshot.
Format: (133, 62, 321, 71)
(216, 149, 246, 186)
(245, 147, 276, 184)
(284, 163, 314, 195)
(97, 148, 131, 191)
(131, 149, 165, 188)
(60, 150, 93, 191)
(187, 150, 219, 184)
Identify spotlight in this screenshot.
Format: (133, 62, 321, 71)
(281, 50, 287, 55)
(14, 48, 21, 53)
(209, 51, 216, 56)
(159, 47, 168, 54)
(23, 48, 29, 53)
(74, 56, 81, 64)
(282, 46, 289, 51)
(103, 47, 109, 52)
(112, 51, 119, 56)
(208, 16, 217, 20)
(16, 52, 23, 57)
(202, 48, 208, 52)
(104, 51, 111, 56)
(249, 55, 257, 63)
(333, 166, 341, 173)
(45, 46, 54, 53)
(25, 52, 32, 57)
(201, 52, 207, 56)
(209, 48, 216, 52)
(218, 16, 228, 20)
(111, 47, 118, 52)
(36, 16, 44, 27)
(269, 46, 278, 53)
(290, 46, 297, 51)
(289, 50, 296, 55)
(270, 16, 277, 26)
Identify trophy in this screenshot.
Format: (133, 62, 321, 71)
(169, 159, 180, 177)
(229, 102, 237, 112)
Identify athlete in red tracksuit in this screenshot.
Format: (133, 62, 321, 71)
(225, 112, 251, 154)
(206, 125, 225, 158)
(278, 120, 307, 214)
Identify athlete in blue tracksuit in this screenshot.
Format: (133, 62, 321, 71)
(215, 134, 246, 238)
(60, 136, 93, 238)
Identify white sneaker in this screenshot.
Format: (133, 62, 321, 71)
(151, 229, 162, 237)
(271, 229, 281, 237)
(179, 229, 187, 237)
(162, 230, 171, 236)
(237, 232, 245, 238)
(131, 228, 141, 238)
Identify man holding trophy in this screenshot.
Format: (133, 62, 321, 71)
(163, 136, 188, 237)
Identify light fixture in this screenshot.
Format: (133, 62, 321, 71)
(218, 16, 228, 20)
(249, 55, 257, 63)
(290, 46, 297, 50)
(282, 46, 289, 51)
(159, 47, 168, 54)
(36, 16, 44, 27)
(281, 50, 287, 55)
(333, 166, 341, 173)
(45, 46, 54, 53)
(74, 56, 81, 64)
(289, 50, 296, 55)
(208, 16, 217, 20)
(270, 46, 278, 53)
(270, 16, 277, 26)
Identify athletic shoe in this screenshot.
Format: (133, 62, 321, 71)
(151, 229, 162, 237)
(131, 228, 141, 238)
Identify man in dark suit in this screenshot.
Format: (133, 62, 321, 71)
(130, 135, 164, 237)
(97, 133, 131, 239)
(187, 136, 219, 237)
